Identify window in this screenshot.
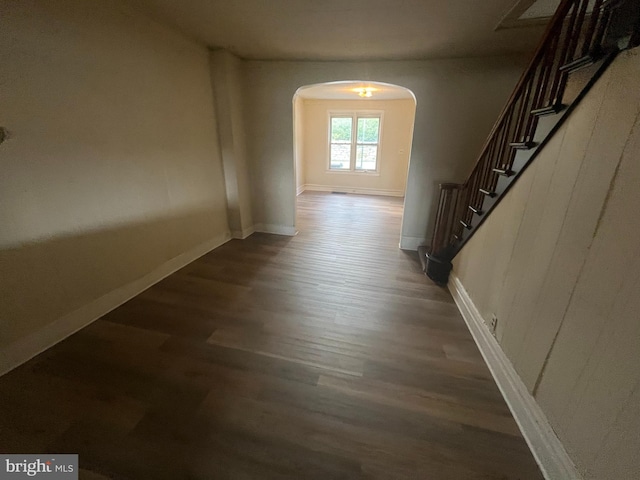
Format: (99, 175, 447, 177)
(329, 113, 381, 172)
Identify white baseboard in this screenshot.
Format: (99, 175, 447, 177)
(231, 225, 256, 239)
(399, 235, 427, 251)
(448, 273, 582, 480)
(302, 184, 404, 197)
(254, 223, 297, 236)
(296, 184, 305, 196)
(0, 232, 231, 377)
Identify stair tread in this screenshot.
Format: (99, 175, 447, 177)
(510, 141, 537, 150)
(531, 104, 565, 116)
(479, 188, 497, 197)
(560, 51, 602, 73)
(493, 168, 515, 177)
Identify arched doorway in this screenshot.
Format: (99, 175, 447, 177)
(292, 81, 417, 245)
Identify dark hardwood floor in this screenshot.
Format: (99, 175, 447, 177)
(0, 192, 543, 479)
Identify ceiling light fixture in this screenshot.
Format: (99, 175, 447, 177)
(353, 87, 377, 98)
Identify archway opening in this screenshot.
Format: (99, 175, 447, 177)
(292, 80, 417, 246)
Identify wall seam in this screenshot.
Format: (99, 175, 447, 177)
(530, 75, 613, 397)
(512, 126, 568, 373)
(592, 107, 640, 240)
(493, 162, 537, 346)
(560, 107, 640, 449)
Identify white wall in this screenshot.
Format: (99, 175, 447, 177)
(0, 0, 229, 371)
(240, 56, 527, 247)
(299, 98, 415, 197)
(452, 48, 640, 479)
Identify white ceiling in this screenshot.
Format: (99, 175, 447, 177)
(127, 0, 548, 61)
(296, 81, 415, 101)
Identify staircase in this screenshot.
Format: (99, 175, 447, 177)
(421, 0, 640, 285)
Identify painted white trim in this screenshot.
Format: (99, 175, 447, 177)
(447, 273, 582, 480)
(296, 184, 306, 196)
(0, 232, 231, 377)
(324, 170, 381, 177)
(254, 223, 297, 236)
(231, 225, 256, 239)
(399, 235, 427, 251)
(302, 184, 404, 197)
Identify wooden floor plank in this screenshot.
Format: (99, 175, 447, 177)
(0, 192, 543, 479)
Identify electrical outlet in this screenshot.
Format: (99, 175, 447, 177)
(490, 315, 498, 335)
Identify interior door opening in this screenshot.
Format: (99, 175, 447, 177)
(292, 80, 417, 246)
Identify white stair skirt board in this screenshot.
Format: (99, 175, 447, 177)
(0, 232, 231, 377)
(301, 184, 405, 197)
(448, 273, 582, 480)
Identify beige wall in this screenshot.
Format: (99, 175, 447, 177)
(298, 98, 415, 196)
(210, 50, 254, 238)
(452, 48, 640, 479)
(240, 56, 527, 247)
(0, 0, 229, 368)
(294, 96, 306, 195)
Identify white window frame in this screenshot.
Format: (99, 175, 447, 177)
(327, 111, 383, 174)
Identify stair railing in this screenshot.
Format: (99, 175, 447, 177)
(426, 0, 640, 284)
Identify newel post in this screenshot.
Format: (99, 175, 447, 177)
(424, 183, 462, 285)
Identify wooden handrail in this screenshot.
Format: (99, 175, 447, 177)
(427, 0, 640, 277)
(460, 0, 575, 190)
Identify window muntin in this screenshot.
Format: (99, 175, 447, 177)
(329, 116, 352, 170)
(329, 113, 381, 172)
(355, 117, 380, 171)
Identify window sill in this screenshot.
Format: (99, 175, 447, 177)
(326, 170, 380, 176)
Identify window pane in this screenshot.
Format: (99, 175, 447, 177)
(330, 143, 351, 169)
(357, 117, 380, 143)
(355, 145, 377, 170)
(331, 117, 352, 142)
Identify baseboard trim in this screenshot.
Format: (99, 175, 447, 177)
(302, 184, 404, 197)
(296, 184, 305, 196)
(399, 235, 427, 251)
(0, 232, 231, 377)
(447, 273, 582, 480)
(254, 223, 297, 236)
(231, 225, 256, 239)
